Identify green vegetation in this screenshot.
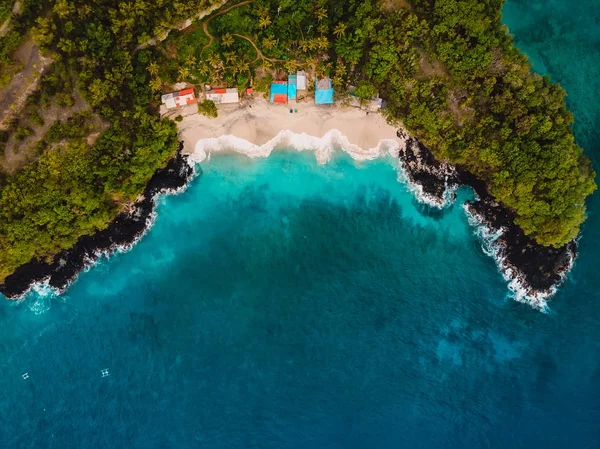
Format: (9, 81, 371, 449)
(182, 0, 594, 247)
(198, 99, 218, 118)
(0, 0, 595, 282)
(0, 0, 43, 86)
(0, 0, 224, 280)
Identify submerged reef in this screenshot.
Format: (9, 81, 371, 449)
(0, 144, 194, 299)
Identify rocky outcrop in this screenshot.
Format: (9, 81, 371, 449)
(0, 143, 195, 299)
(396, 129, 575, 305)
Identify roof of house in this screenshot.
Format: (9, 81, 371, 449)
(270, 83, 288, 103)
(296, 71, 307, 90)
(161, 89, 197, 108)
(206, 88, 239, 104)
(315, 79, 334, 104)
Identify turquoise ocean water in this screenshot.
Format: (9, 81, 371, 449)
(1, 1, 599, 447)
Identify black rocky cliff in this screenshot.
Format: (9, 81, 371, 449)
(396, 129, 575, 296)
(0, 144, 194, 299)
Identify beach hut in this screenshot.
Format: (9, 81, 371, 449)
(315, 77, 334, 105)
(287, 74, 297, 102)
(270, 81, 288, 104)
(205, 88, 239, 104)
(161, 88, 197, 109)
(296, 71, 307, 91)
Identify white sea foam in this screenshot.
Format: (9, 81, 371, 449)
(191, 129, 461, 210)
(191, 129, 402, 165)
(461, 203, 575, 313)
(8, 164, 195, 309)
(7, 131, 573, 312)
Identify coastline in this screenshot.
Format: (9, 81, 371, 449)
(0, 99, 576, 307)
(0, 144, 195, 299)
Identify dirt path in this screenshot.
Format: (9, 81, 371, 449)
(137, 0, 233, 50)
(199, 0, 254, 55)
(231, 33, 284, 64)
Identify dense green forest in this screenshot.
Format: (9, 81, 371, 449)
(0, 0, 596, 281)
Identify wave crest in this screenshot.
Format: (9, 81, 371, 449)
(190, 129, 402, 165)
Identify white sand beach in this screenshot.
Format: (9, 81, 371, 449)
(166, 97, 403, 161)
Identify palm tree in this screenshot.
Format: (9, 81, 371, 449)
(185, 55, 196, 70)
(222, 33, 234, 48)
(148, 61, 159, 76)
(333, 23, 347, 38)
(298, 39, 310, 53)
(239, 61, 250, 74)
(332, 75, 344, 89)
(315, 7, 327, 22)
(150, 77, 163, 92)
(178, 66, 190, 81)
(335, 62, 347, 77)
(224, 51, 236, 64)
(316, 36, 329, 50)
(259, 15, 272, 29)
(263, 37, 276, 50)
(207, 53, 221, 69)
(318, 23, 328, 36)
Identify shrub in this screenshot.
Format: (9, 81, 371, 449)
(198, 99, 218, 118)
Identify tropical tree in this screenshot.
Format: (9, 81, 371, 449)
(150, 77, 163, 92)
(284, 59, 297, 73)
(333, 23, 347, 38)
(316, 36, 329, 50)
(315, 7, 327, 22)
(222, 33, 234, 48)
(263, 37, 276, 50)
(259, 15, 272, 28)
(178, 66, 190, 80)
(148, 61, 159, 76)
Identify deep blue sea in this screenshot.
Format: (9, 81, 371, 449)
(1, 1, 599, 448)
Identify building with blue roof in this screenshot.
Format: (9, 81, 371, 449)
(270, 82, 288, 104)
(315, 77, 334, 105)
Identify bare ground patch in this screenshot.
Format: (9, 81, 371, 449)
(0, 37, 52, 130)
(2, 83, 108, 173)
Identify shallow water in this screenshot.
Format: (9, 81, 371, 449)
(1, 1, 600, 447)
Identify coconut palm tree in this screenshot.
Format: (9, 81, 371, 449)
(315, 7, 327, 22)
(150, 77, 163, 92)
(222, 33, 234, 48)
(185, 55, 196, 70)
(259, 15, 272, 29)
(332, 75, 344, 89)
(148, 61, 159, 76)
(224, 51, 236, 64)
(263, 37, 276, 50)
(316, 36, 329, 50)
(333, 23, 347, 38)
(178, 66, 190, 81)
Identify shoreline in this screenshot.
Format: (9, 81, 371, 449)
(0, 100, 577, 308)
(0, 144, 195, 299)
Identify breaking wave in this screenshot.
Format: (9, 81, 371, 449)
(462, 203, 575, 312)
